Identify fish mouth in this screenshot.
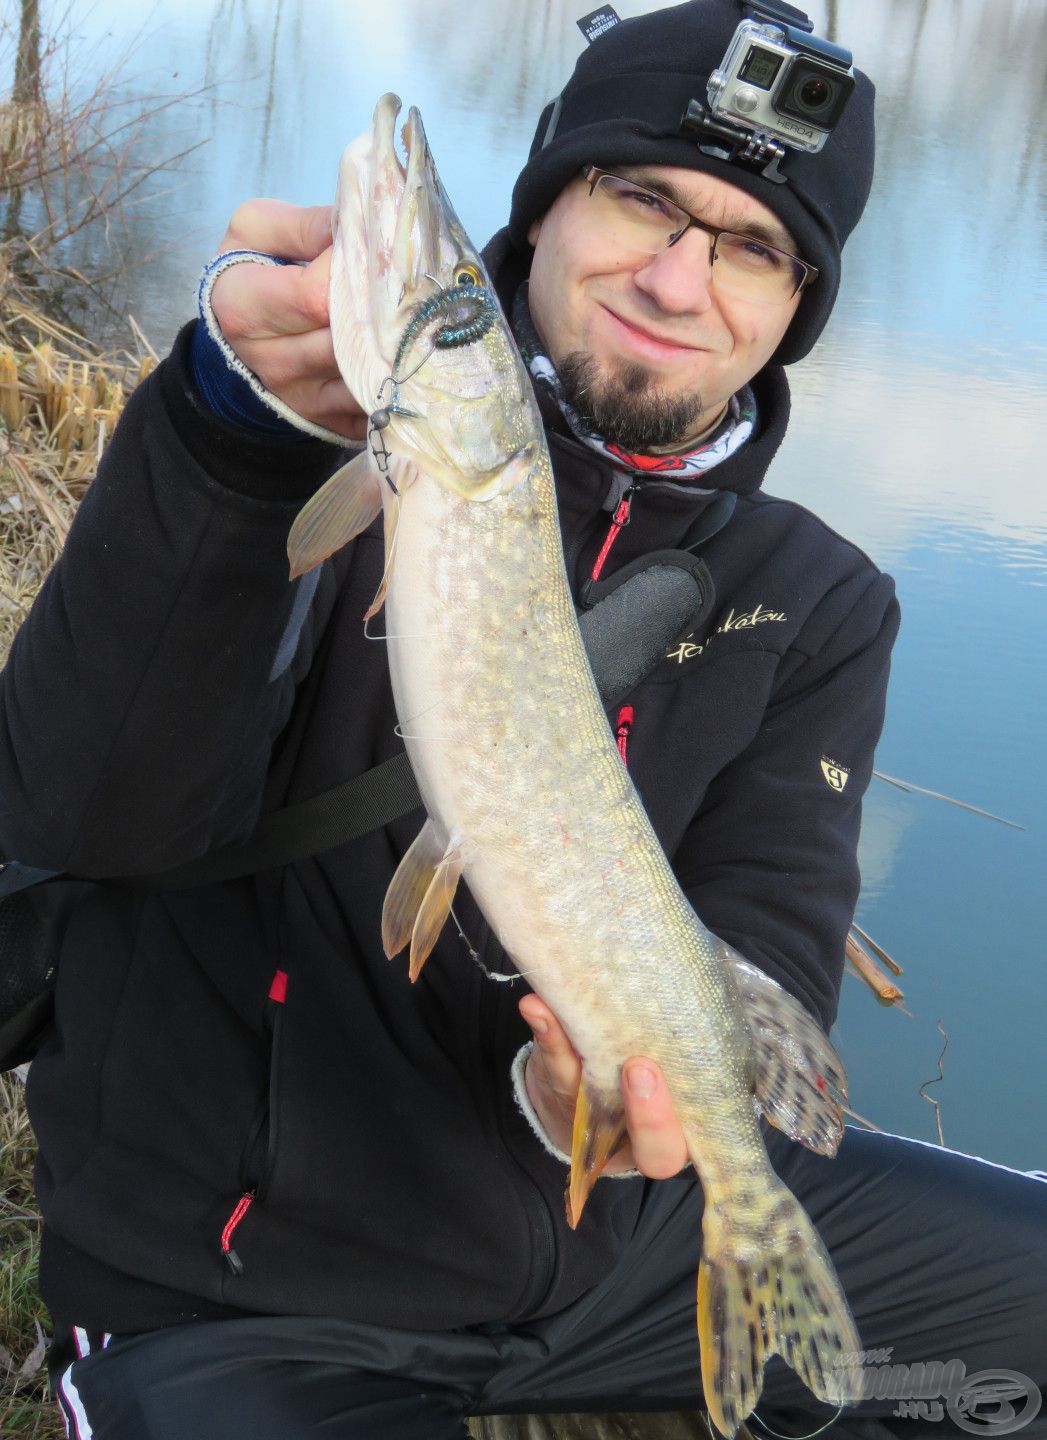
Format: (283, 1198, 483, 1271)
(370, 93, 458, 309)
(331, 96, 529, 503)
(357, 94, 499, 389)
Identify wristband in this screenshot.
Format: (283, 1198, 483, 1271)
(510, 1041, 640, 1177)
(194, 250, 352, 447)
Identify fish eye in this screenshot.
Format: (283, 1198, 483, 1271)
(454, 264, 483, 287)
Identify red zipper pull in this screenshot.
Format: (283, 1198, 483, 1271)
(221, 1191, 255, 1276)
(590, 487, 636, 585)
(616, 706, 635, 765)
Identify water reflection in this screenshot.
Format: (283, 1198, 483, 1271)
(822, 0, 1047, 363)
(14, 0, 1047, 1166)
(787, 338, 1047, 566)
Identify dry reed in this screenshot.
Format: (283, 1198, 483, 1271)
(0, 311, 150, 661)
(0, 277, 149, 1431)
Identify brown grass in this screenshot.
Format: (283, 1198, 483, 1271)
(0, 50, 154, 1411)
(0, 1073, 62, 1439)
(0, 307, 150, 659)
(0, 280, 147, 1429)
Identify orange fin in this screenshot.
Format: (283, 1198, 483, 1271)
(408, 850, 464, 982)
(287, 449, 382, 579)
(381, 818, 462, 980)
(566, 1076, 626, 1230)
(363, 485, 401, 620)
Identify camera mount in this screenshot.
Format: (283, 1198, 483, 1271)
(679, 0, 855, 182)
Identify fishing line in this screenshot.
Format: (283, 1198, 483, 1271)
(392, 723, 438, 742)
(748, 1404, 844, 1439)
(448, 904, 525, 985)
(392, 697, 444, 743)
(362, 626, 437, 643)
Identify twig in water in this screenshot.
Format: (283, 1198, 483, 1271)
(873, 771, 1025, 831)
(844, 930, 907, 1011)
(850, 920, 903, 975)
(918, 1020, 949, 1146)
(836, 1100, 882, 1135)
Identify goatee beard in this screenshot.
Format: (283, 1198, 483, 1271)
(558, 351, 705, 452)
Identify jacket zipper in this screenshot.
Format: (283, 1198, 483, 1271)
(221, 968, 287, 1277)
(578, 483, 641, 610)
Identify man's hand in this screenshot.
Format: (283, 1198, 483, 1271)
(210, 199, 368, 441)
(518, 993, 690, 1179)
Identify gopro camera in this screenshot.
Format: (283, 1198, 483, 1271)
(706, 4, 855, 155)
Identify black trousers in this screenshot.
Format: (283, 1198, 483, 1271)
(49, 1128, 1047, 1440)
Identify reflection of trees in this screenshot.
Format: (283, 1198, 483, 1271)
(401, 0, 580, 144)
(1, 12, 214, 348)
(833, 0, 1046, 346)
(11, 0, 1039, 354)
(258, 0, 285, 170)
(201, 0, 310, 192)
(190, 0, 582, 207)
(13, 0, 41, 105)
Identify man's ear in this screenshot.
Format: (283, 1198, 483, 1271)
(527, 216, 543, 247)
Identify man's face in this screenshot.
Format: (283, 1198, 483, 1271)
(526, 163, 804, 450)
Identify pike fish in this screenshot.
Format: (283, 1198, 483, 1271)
(287, 95, 863, 1437)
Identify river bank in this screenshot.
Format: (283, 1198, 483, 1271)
(0, 264, 152, 1431)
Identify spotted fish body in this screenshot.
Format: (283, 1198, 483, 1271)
(288, 95, 863, 1438)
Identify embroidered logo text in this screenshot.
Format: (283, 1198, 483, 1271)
(666, 602, 788, 665)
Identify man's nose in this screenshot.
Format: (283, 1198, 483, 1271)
(632, 229, 716, 314)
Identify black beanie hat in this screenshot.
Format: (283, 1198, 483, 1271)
(508, 0, 875, 364)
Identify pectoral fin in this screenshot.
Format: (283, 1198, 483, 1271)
(382, 818, 463, 981)
(566, 1076, 627, 1230)
(287, 449, 382, 579)
(722, 943, 848, 1157)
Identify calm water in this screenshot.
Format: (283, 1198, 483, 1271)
(29, 0, 1047, 1167)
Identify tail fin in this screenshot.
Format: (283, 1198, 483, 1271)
(697, 1184, 862, 1438)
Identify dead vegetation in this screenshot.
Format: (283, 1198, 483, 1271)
(0, 306, 151, 657)
(0, 265, 151, 1440)
(0, 5, 175, 1429)
(0, 1071, 60, 1439)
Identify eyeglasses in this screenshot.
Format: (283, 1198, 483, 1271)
(581, 166, 818, 305)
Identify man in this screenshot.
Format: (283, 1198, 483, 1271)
(2, 3, 1044, 1438)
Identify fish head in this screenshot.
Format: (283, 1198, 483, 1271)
(330, 94, 539, 501)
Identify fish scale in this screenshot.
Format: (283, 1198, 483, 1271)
(286, 92, 866, 1438)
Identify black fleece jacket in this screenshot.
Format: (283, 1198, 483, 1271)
(0, 251, 898, 1335)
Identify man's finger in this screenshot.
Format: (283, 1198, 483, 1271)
(212, 258, 332, 344)
(234, 325, 343, 395)
(519, 994, 581, 1102)
(621, 1057, 690, 1179)
(220, 199, 333, 262)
